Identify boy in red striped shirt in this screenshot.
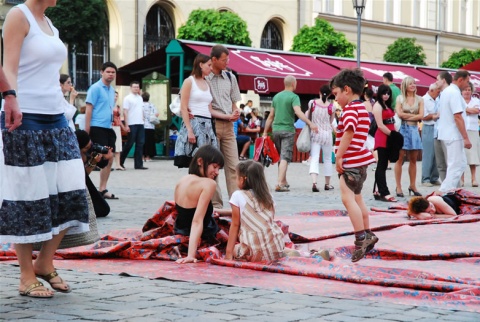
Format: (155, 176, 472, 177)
(330, 69, 377, 262)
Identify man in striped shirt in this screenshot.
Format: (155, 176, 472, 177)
(330, 69, 376, 263)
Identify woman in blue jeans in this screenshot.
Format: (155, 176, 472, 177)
(394, 77, 424, 197)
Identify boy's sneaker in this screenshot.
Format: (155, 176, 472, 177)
(351, 236, 377, 262)
(365, 232, 379, 253)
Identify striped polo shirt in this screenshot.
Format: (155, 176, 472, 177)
(335, 100, 375, 168)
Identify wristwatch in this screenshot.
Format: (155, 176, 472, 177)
(2, 90, 16, 98)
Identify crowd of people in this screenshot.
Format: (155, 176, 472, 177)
(0, 0, 477, 300)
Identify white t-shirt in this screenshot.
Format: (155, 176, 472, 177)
(422, 93, 437, 126)
(75, 114, 86, 130)
(123, 93, 144, 125)
(243, 106, 252, 116)
(229, 190, 275, 214)
(465, 97, 480, 131)
(63, 100, 76, 131)
(437, 84, 467, 141)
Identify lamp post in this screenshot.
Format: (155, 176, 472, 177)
(352, 0, 366, 68)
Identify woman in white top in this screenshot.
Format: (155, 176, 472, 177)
(142, 91, 158, 161)
(174, 54, 218, 168)
(60, 74, 78, 131)
(1, 1, 89, 298)
(462, 82, 480, 187)
(306, 85, 335, 192)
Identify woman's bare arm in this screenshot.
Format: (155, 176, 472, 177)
(428, 195, 457, 216)
(176, 179, 216, 264)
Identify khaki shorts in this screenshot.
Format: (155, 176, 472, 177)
(339, 166, 368, 194)
(272, 131, 295, 163)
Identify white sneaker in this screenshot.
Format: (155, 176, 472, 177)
(302, 160, 310, 165)
(422, 182, 433, 187)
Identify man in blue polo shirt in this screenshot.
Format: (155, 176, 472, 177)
(85, 61, 118, 200)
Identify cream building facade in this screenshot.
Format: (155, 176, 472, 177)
(1, 0, 479, 91)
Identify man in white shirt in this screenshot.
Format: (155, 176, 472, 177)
(436, 70, 472, 192)
(421, 83, 441, 187)
(243, 100, 253, 116)
(119, 81, 148, 170)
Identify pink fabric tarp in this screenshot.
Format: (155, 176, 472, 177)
(1, 190, 480, 312)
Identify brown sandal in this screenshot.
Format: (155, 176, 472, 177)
(19, 282, 53, 298)
(36, 270, 71, 293)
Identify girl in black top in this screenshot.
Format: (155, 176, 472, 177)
(174, 145, 224, 263)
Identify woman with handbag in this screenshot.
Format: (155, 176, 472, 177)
(306, 85, 335, 192)
(372, 85, 397, 202)
(174, 54, 218, 168)
(142, 91, 158, 162)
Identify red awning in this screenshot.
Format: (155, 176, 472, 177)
(318, 58, 436, 95)
(416, 67, 480, 93)
(185, 43, 340, 94)
(462, 59, 480, 72)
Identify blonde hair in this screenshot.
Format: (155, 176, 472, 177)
(401, 76, 417, 98)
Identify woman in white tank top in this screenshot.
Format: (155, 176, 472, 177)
(174, 54, 218, 168)
(1, 1, 89, 298)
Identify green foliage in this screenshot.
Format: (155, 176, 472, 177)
(441, 48, 480, 69)
(46, 0, 107, 49)
(291, 19, 355, 58)
(383, 38, 427, 65)
(177, 9, 252, 46)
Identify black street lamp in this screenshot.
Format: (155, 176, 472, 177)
(352, 0, 366, 67)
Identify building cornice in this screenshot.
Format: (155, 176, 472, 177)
(316, 13, 480, 41)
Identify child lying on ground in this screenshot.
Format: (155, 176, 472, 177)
(407, 192, 459, 220)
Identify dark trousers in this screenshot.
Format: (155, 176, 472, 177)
(120, 124, 145, 169)
(374, 148, 390, 196)
(143, 128, 156, 158)
(86, 175, 110, 217)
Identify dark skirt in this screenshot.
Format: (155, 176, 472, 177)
(0, 112, 89, 244)
(174, 116, 218, 168)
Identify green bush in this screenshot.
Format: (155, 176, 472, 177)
(46, 0, 107, 48)
(441, 49, 480, 69)
(383, 38, 427, 66)
(178, 9, 252, 46)
(291, 19, 355, 57)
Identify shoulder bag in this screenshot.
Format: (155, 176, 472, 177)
(169, 95, 181, 116)
(296, 101, 313, 153)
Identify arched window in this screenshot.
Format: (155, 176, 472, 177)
(260, 21, 283, 50)
(144, 5, 175, 55)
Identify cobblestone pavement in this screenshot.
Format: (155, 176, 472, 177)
(1, 159, 479, 321)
